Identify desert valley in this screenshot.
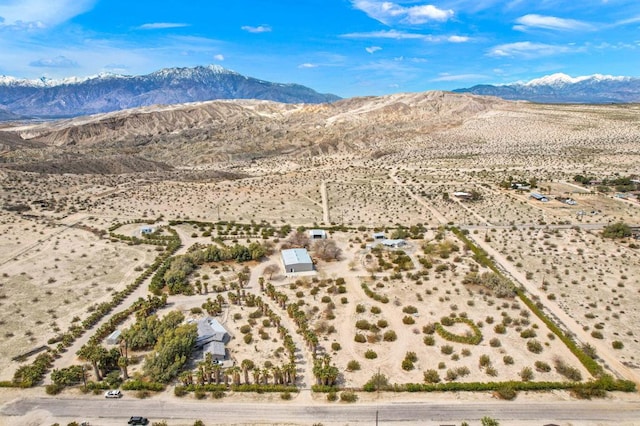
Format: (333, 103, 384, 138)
(0, 91, 640, 425)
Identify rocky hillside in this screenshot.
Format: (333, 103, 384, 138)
(0, 65, 340, 118)
(1, 91, 502, 167)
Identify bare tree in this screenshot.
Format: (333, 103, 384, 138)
(312, 239, 342, 261)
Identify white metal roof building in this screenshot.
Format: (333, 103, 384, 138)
(281, 248, 314, 273)
(308, 229, 327, 239)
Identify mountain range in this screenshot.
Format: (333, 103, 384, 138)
(454, 73, 640, 103)
(0, 65, 340, 119)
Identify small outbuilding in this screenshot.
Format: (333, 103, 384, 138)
(281, 248, 314, 273)
(382, 239, 407, 248)
(308, 229, 327, 239)
(140, 226, 154, 235)
(372, 232, 386, 240)
(453, 191, 473, 200)
(530, 192, 549, 202)
(106, 329, 121, 345)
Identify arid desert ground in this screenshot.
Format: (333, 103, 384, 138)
(1, 93, 640, 425)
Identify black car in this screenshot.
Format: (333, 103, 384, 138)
(128, 417, 149, 425)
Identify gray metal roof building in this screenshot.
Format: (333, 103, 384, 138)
(281, 248, 314, 273)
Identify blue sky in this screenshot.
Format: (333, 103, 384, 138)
(0, 0, 639, 97)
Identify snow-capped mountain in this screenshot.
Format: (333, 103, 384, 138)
(454, 73, 640, 103)
(0, 65, 340, 119)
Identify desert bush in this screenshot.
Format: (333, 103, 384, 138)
(489, 338, 501, 347)
(554, 359, 582, 381)
(347, 360, 361, 371)
(612, 341, 624, 349)
(535, 361, 551, 372)
(402, 316, 415, 325)
(340, 391, 358, 402)
(441, 345, 454, 355)
(383, 330, 397, 342)
(503, 355, 514, 365)
(423, 336, 435, 346)
(519, 367, 534, 382)
(527, 339, 543, 353)
(364, 350, 377, 359)
(354, 333, 366, 343)
(423, 369, 441, 384)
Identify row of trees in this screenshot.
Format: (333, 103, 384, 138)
(150, 242, 268, 294)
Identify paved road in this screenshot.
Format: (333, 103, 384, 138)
(3, 396, 640, 425)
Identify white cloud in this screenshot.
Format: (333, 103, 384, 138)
(138, 23, 190, 30)
(298, 63, 318, 69)
(366, 46, 382, 53)
(342, 30, 427, 39)
(342, 30, 470, 43)
(447, 35, 470, 43)
(213, 54, 225, 61)
(29, 55, 78, 68)
(351, 1, 453, 25)
(514, 14, 593, 31)
(488, 41, 571, 58)
(431, 73, 487, 82)
(0, 0, 96, 29)
(241, 25, 272, 33)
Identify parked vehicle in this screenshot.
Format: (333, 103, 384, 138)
(104, 390, 123, 398)
(128, 417, 149, 425)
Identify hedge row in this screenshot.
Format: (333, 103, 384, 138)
(361, 282, 389, 304)
(121, 380, 166, 391)
(435, 317, 482, 345)
(310, 376, 634, 394)
(450, 227, 606, 378)
(180, 383, 298, 393)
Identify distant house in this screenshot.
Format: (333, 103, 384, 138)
(372, 232, 386, 240)
(530, 192, 549, 202)
(511, 183, 531, 191)
(381, 239, 407, 248)
(106, 329, 121, 345)
(194, 317, 230, 361)
(308, 229, 327, 239)
(281, 248, 314, 273)
(453, 191, 473, 200)
(140, 226, 154, 235)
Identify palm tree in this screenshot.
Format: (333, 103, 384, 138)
(77, 343, 108, 381)
(252, 368, 260, 385)
(228, 366, 241, 386)
(241, 359, 252, 384)
(179, 371, 193, 386)
(118, 355, 129, 380)
(212, 364, 222, 385)
(261, 368, 271, 385)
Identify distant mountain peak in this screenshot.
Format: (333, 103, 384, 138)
(0, 64, 340, 118)
(454, 73, 640, 103)
(522, 73, 630, 87)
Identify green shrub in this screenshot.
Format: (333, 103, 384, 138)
(364, 350, 378, 359)
(519, 367, 534, 382)
(535, 361, 551, 372)
(423, 336, 435, 346)
(612, 341, 624, 349)
(331, 342, 341, 351)
(340, 391, 358, 402)
(354, 333, 366, 343)
(495, 385, 517, 400)
(383, 330, 397, 342)
(489, 338, 501, 347)
(281, 391, 292, 400)
(174, 386, 188, 397)
(503, 355, 514, 365)
(347, 360, 361, 371)
(423, 369, 441, 383)
(45, 383, 63, 395)
(402, 315, 415, 325)
(327, 391, 338, 401)
(441, 345, 454, 355)
(527, 339, 543, 354)
(194, 389, 207, 399)
(402, 359, 414, 371)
